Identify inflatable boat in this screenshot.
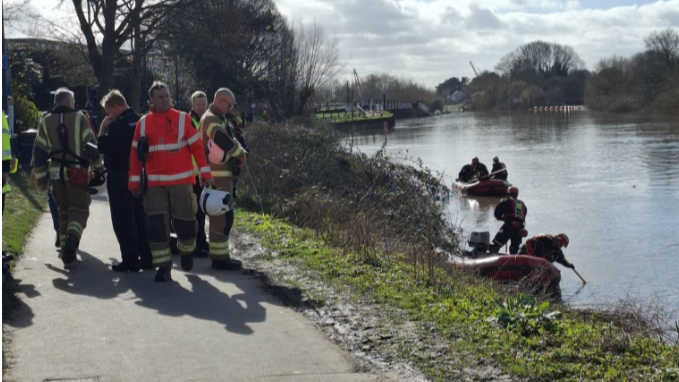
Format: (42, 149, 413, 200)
(451, 253, 561, 288)
(453, 178, 512, 197)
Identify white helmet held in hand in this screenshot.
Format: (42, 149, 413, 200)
(199, 188, 232, 217)
(207, 139, 227, 164)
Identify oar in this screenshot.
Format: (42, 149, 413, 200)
(476, 168, 507, 181)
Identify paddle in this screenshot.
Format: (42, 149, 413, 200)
(475, 168, 507, 181)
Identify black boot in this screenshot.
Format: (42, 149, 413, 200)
(54, 233, 60, 248)
(192, 248, 209, 258)
(154, 266, 172, 282)
(62, 234, 79, 265)
(180, 255, 193, 272)
(211, 258, 242, 271)
(112, 260, 142, 273)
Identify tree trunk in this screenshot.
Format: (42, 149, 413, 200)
(97, 38, 116, 123)
(130, 22, 142, 112)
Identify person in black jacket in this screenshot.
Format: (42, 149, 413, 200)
(491, 156, 508, 181)
(458, 157, 489, 182)
(488, 186, 527, 254)
(98, 90, 152, 272)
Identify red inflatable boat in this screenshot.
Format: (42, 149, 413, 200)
(453, 179, 512, 197)
(451, 253, 561, 288)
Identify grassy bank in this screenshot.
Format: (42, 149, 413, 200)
(2, 171, 47, 256)
(236, 120, 678, 381)
(237, 211, 679, 381)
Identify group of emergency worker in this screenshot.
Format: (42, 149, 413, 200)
(25, 82, 247, 282)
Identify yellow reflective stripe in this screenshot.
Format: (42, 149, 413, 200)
(34, 135, 47, 148)
(74, 115, 81, 160)
(211, 171, 233, 178)
(210, 241, 229, 249)
(177, 240, 196, 253)
(206, 122, 223, 137)
(231, 146, 242, 158)
(67, 222, 83, 236)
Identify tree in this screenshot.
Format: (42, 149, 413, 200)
(435, 77, 465, 95)
(644, 28, 679, 69)
(66, 0, 187, 116)
(496, 41, 584, 84)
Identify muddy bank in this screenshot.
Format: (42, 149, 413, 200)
(231, 230, 517, 382)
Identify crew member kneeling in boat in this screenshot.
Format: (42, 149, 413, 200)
(458, 157, 489, 182)
(488, 186, 526, 254)
(518, 233, 574, 268)
(490, 156, 508, 181)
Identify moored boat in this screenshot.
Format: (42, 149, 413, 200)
(453, 178, 512, 197)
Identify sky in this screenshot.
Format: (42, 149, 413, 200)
(274, 0, 679, 87)
(4, 0, 679, 89)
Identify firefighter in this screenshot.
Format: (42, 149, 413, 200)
(188, 91, 210, 257)
(226, 107, 248, 200)
(129, 81, 214, 282)
(518, 233, 574, 269)
(491, 156, 508, 181)
(32, 88, 105, 265)
(458, 157, 489, 182)
(199, 88, 247, 270)
(2, 111, 16, 212)
(488, 186, 527, 254)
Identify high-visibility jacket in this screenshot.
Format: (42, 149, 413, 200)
(494, 197, 527, 223)
(129, 107, 212, 190)
(32, 106, 104, 188)
(2, 112, 12, 194)
(199, 104, 244, 179)
(523, 234, 570, 266)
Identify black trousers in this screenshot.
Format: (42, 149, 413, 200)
(193, 176, 207, 250)
(489, 222, 523, 254)
(107, 170, 152, 265)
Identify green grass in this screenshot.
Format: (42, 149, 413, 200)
(3, 171, 47, 256)
(236, 210, 679, 382)
(315, 110, 393, 122)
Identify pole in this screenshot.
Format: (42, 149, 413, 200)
(142, 50, 147, 113)
(346, 81, 349, 106)
(2, 19, 9, 113)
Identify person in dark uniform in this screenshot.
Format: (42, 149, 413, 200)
(491, 156, 508, 181)
(518, 233, 574, 269)
(98, 90, 152, 272)
(458, 157, 489, 182)
(488, 186, 527, 254)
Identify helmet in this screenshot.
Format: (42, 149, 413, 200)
(207, 139, 227, 164)
(507, 186, 518, 198)
(472, 157, 479, 164)
(199, 188, 232, 217)
(555, 233, 569, 248)
(493, 156, 499, 163)
(89, 171, 107, 195)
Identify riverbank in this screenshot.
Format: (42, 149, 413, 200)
(236, 120, 678, 381)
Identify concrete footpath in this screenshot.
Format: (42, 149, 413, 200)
(4, 195, 402, 382)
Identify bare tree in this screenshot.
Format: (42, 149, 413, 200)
(294, 22, 341, 115)
(644, 28, 679, 68)
(496, 41, 584, 84)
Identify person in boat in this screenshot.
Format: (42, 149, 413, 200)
(458, 157, 489, 182)
(518, 233, 574, 269)
(488, 186, 526, 254)
(490, 156, 508, 181)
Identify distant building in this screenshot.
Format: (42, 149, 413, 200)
(447, 90, 466, 103)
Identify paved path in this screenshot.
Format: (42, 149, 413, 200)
(5, 195, 401, 382)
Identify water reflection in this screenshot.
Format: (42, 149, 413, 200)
(351, 111, 679, 313)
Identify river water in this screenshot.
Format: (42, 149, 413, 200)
(350, 111, 679, 315)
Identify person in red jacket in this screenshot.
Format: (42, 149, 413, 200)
(129, 81, 214, 282)
(518, 233, 574, 269)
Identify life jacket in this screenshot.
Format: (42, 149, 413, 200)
(504, 198, 526, 222)
(524, 234, 553, 257)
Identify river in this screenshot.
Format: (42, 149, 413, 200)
(350, 111, 679, 315)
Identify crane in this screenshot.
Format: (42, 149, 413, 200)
(469, 61, 479, 77)
(352, 68, 363, 98)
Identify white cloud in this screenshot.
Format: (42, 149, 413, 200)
(275, 0, 679, 87)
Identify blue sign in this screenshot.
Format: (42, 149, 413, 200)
(2, 54, 7, 70)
